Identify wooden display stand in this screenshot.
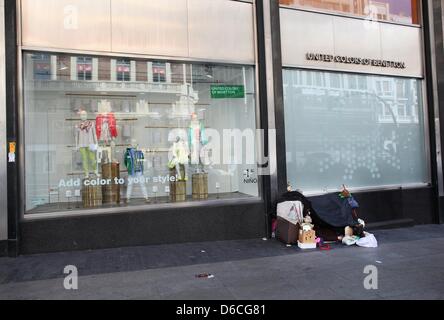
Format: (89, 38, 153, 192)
(192, 173, 208, 200)
(170, 168, 186, 202)
(102, 162, 121, 204)
(82, 178, 102, 208)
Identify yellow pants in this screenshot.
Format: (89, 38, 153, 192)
(80, 147, 97, 175)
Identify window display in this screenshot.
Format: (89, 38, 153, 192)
(24, 52, 259, 215)
(283, 69, 428, 193)
(279, 0, 420, 25)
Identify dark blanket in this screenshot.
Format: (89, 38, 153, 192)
(310, 193, 359, 228)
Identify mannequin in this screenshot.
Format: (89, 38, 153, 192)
(124, 140, 150, 203)
(75, 110, 99, 178)
(188, 112, 207, 173)
(96, 100, 118, 163)
(168, 136, 189, 181)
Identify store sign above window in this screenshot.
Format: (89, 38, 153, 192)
(306, 53, 406, 69)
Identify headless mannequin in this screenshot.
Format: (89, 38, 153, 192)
(76, 110, 99, 178)
(124, 140, 150, 203)
(188, 112, 207, 173)
(169, 136, 189, 181)
(96, 100, 117, 163)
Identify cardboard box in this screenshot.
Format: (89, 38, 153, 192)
(299, 229, 316, 244)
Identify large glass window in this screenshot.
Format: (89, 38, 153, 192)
(23, 52, 259, 215)
(280, 0, 420, 24)
(283, 69, 428, 193)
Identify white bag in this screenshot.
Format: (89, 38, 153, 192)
(277, 201, 304, 226)
(356, 232, 378, 248)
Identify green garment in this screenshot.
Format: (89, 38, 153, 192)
(80, 147, 97, 175)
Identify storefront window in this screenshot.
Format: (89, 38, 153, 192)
(283, 69, 428, 193)
(279, 0, 420, 24)
(23, 52, 259, 215)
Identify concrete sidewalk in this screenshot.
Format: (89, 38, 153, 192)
(1, 225, 444, 300)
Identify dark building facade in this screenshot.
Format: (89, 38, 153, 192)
(1, 0, 444, 256)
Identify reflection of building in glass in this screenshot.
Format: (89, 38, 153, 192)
(283, 69, 426, 192)
(283, 70, 420, 124)
(279, 0, 419, 24)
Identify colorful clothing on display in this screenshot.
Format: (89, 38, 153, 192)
(96, 113, 118, 143)
(188, 121, 207, 148)
(168, 140, 189, 169)
(188, 120, 207, 165)
(124, 148, 145, 176)
(79, 147, 97, 175)
(76, 120, 97, 150)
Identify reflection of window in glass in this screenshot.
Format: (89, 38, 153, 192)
(358, 77, 367, 90)
(33, 54, 51, 80)
(117, 59, 131, 82)
(283, 68, 428, 193)
(396, 80, 406, 98)
(378, 80, 393, 97)
(304, 72, 313, 86)
(329, 73, 341, 89)
(314, 72, 324, 87)
(279, 0, 420, 25)
(170, 63, 184, 84)
(348, 75, 358, 90)
(382, 102, 392, 117)
(397, 103, 407, 118)
(77, 57, 93, 81)
(153, 62, 166, 83)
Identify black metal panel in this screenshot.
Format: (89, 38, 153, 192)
(20, 201, 267, 254)
(256, 0, 287, 237)
(4, 0, 20, 257)
(0, 240, 7, 257)
(269, 0, 288, 198)
(429, 0, 444, 224)
(255, 0, 273, 237)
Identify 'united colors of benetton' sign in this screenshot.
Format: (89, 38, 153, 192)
(306, 53, 406, 69)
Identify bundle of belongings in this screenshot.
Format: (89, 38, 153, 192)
(276, 186, 378, 249)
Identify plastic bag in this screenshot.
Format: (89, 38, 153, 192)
(342, 235, 360, 246)
(356, 232, 378, 248)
